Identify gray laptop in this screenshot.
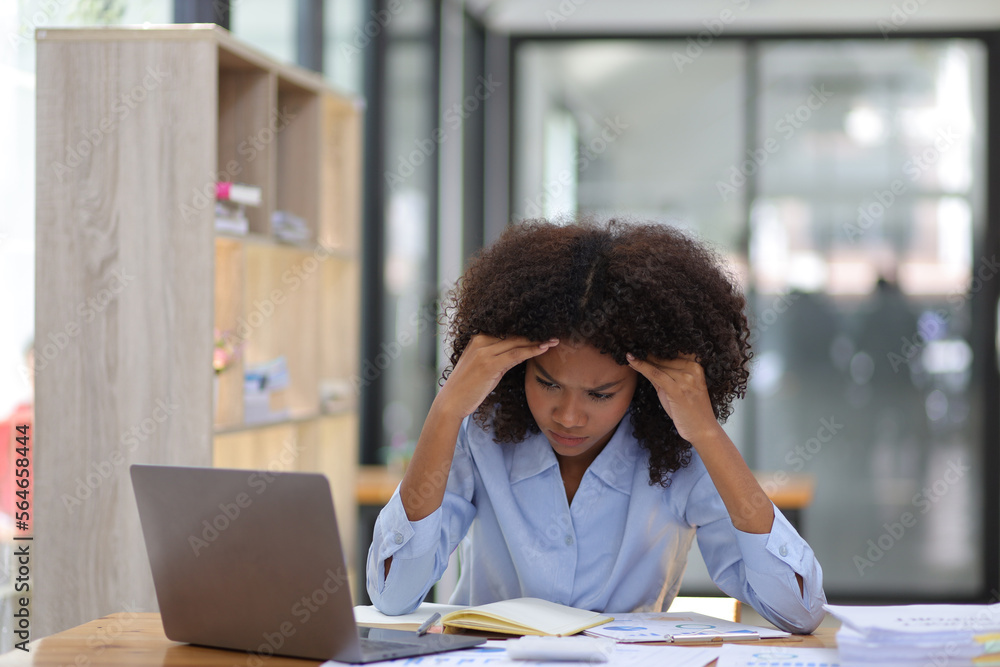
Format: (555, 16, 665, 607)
(130, 464, 485, 663)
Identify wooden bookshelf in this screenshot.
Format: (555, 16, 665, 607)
(34, 24, 362, 637)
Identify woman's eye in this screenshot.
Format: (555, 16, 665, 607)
(535, 377, 558, 391)
(590, 392, 614, 402)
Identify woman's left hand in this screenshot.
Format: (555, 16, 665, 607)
(626, 353, 723, 446)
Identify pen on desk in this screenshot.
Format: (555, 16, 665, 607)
(416, 612, 441, 636)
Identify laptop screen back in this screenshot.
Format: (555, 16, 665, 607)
(130, 464, 363, 662)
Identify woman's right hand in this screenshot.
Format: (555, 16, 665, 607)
(435, 334, 559, 420)
(396, 334, 558, 525)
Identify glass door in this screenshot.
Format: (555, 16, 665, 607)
(751, 39, 986, 597)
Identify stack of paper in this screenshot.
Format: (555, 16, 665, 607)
(825, 603, 1000, 666)
(214, 182, 260, 235)
(214, 201, 248, 234)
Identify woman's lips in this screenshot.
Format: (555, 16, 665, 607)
(549, 430, 588, 447)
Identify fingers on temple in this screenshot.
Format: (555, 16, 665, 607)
(480, 336, 553, 367)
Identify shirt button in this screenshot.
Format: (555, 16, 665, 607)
(565, 535, 574, 546)
(394, 532, 404, 545)
(779, 545, 788, 557)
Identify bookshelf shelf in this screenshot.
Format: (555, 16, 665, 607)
(35, 24, 363, 633)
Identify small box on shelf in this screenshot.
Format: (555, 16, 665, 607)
(319, 378, 357, 414)
(272, 210, 311, 244)
(244, 356, 291, 425)
(215, 201, 249, 235)
(215, 182, 261, 235)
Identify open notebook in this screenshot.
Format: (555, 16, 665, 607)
(357, 598, 611, 637)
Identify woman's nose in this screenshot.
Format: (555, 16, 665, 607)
(553, 395, 586, 429)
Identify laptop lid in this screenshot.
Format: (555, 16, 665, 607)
(131, 464, 370, 662)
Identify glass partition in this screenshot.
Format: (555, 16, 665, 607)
(513, 36, 990, 599)
(752, 39, 986, 596)
(515, 41, 746, 252)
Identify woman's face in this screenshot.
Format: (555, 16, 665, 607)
(524, 341, 638, 462)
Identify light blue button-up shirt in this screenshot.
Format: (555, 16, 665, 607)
(367, 416, 827, 634)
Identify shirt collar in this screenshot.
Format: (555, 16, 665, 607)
(508, 417, 639, 495)
(585, 418, 639, 496)
(509, 430, 559, 484)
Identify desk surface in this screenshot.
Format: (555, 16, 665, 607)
(0, 613, 837, 666)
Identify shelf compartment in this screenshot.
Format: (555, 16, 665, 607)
(276, 76, 321, 244)
(320, 257, 361, 408)
(243, 244, 321, 420)
(218, 61, 276, 235)
(214, 238, 246, 429)
(319, 95, 362, 253)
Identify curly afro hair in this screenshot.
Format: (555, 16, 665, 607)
(443, 218, 752, 487)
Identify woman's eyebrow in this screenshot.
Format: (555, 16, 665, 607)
(532, 361, 625, 392)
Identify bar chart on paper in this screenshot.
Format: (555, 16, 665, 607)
(716, 644, 840, 667)
(585, 612, 789, 643)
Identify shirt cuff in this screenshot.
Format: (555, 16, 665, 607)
(734, 504, 808, 576)
(378, 487, 444, 561)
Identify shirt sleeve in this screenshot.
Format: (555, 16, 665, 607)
(686, 469, 827, 634)
(365, 420, 478, 615)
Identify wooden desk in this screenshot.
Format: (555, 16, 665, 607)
(359, 467, 816, 513)
(0, 613, 837, 666)
(355, 466, 403, 507)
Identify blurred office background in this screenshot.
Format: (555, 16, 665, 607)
(1, 0, 998, 616)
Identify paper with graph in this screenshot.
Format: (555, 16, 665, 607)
(585, 611, 790, 643)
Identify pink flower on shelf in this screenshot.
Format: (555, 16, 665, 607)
(213, 328, 243, 375)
